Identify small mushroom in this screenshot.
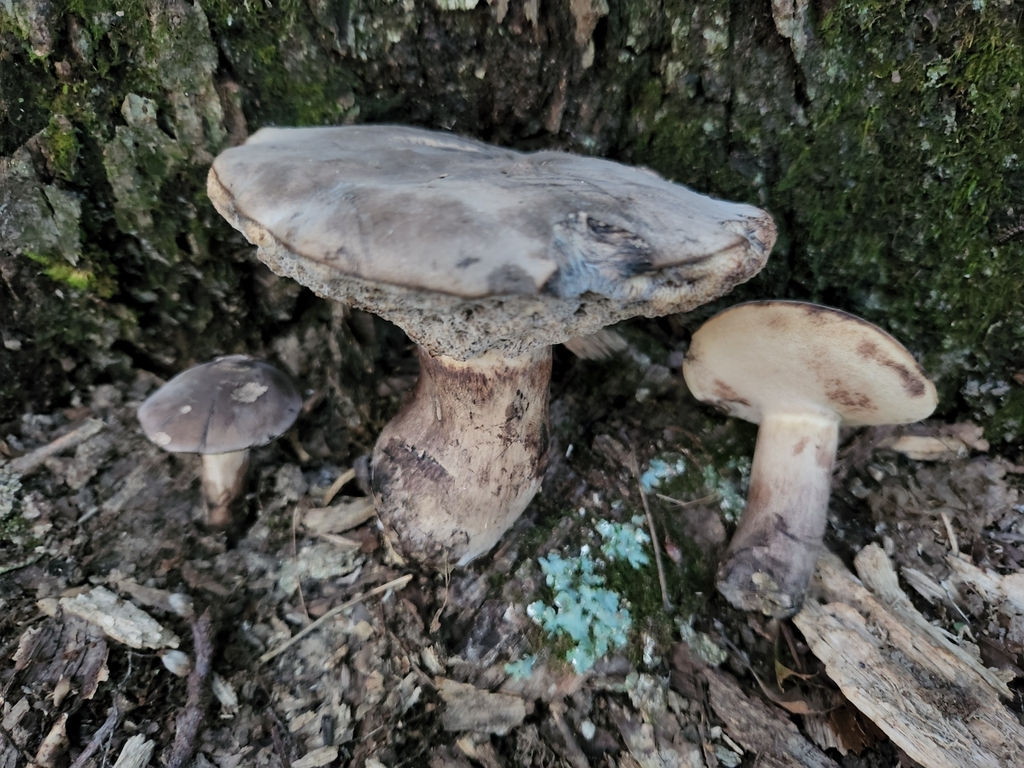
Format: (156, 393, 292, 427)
(137, 355, 301, 528)
(208, 125, 776, 567)
(682, 301, 937, 617)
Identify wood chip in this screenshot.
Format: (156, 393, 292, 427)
(563, 328, 628, 360)
(100, 463, 153, 514)
(112, 735, 155, 768)
(794, 547, 1024, 768)
(33, 712, 69, 768)
(303, 496, 376, 535)
(292, 746, 339, 768)
(945, 554, 1024, 613)
(60, 586, 180, 649)
(887, 435, 968, 462)
(437, 678, 526, 735)
(900, 566, 948, 605)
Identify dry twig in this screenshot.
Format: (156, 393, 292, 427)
(10, 418, 104, 475)
(655, 492, 717, 508)
(68, 704, 121, 768)
(631, 452, 670, 611)
(430, 554, 451, 633)
(164, 610, 214, 768)
(321, 468, 356, 507)
(259, 574, 412, 664)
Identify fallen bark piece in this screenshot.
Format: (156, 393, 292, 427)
(13, 615, 110, 700)
(60, 586, 179, 650)
(437, 679, 526, 735)
(33, 712, 69, 768)
(827, 546, 1010, 697)
(794, 548, 1024, 768)
(703, 668, 840, 768)
(608, 702, 703, 768)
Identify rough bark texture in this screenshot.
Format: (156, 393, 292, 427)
(1, 0, 1022, 440)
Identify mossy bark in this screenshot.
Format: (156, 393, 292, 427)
(1, 0, 1022, 440)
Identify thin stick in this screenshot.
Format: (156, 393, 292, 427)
(940, 512, 959, 557)
(165, 610, 214, 768)
(10, 418, 104, 475)
(292, 503, 309, 622)
(68, 704, 120, 768)
(429, 553, 451, 633)
(631, 453, 671, 611)
(259, 574, 412, 664)
(655, 492, 717, 508)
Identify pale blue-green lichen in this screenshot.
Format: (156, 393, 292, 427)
(526, 516, 653, 672)
(527, 551, 632, 672)
(595, 516, 650, 569)
(503, 654, 537, 679)
(701, 457, 750, 522)
(639, 454, 687, 494)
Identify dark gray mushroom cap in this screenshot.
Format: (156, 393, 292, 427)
(208, 125, 775, 300)
(137, 356, 301, 454)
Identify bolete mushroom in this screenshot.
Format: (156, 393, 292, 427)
(138, 355, 301, 528)
(207, 124, 776, 567)
(682, 301, 937, 616)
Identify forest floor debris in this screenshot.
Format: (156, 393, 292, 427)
(1, 334, 1022, 768)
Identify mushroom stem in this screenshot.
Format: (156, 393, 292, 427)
(372, 346, 552, 567)
(200, 450, 250, 528)
(716, 411, 840, 617)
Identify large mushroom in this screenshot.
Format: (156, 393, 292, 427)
(682, 301, 938, 616)
(138, 355, 301, 528)
(208, 125, 776, 567)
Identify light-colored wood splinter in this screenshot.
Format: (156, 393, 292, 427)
(794, 546, 1024, 768)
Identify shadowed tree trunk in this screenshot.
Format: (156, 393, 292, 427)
(1, 0, 1022, 442)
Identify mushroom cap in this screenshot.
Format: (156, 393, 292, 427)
(209, 125, 776, 359)
(138, 356, 301, 454)
(682, 301, 937, 427)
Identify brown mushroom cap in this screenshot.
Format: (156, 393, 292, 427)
(138, 356, 301, 454)
(209, 125, 776, 359)
(683, 301, 938, 427)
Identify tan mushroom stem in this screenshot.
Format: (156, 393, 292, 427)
(717, 411, 840, 617)
(371, 346, 551, 567)
(200, 450, 250, 529)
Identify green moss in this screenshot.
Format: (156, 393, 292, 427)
(202, 0, 357, 128)
(43, 115, 80, 180)
(631, 1, 1024, 440)
(23, 250, 116, 297)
